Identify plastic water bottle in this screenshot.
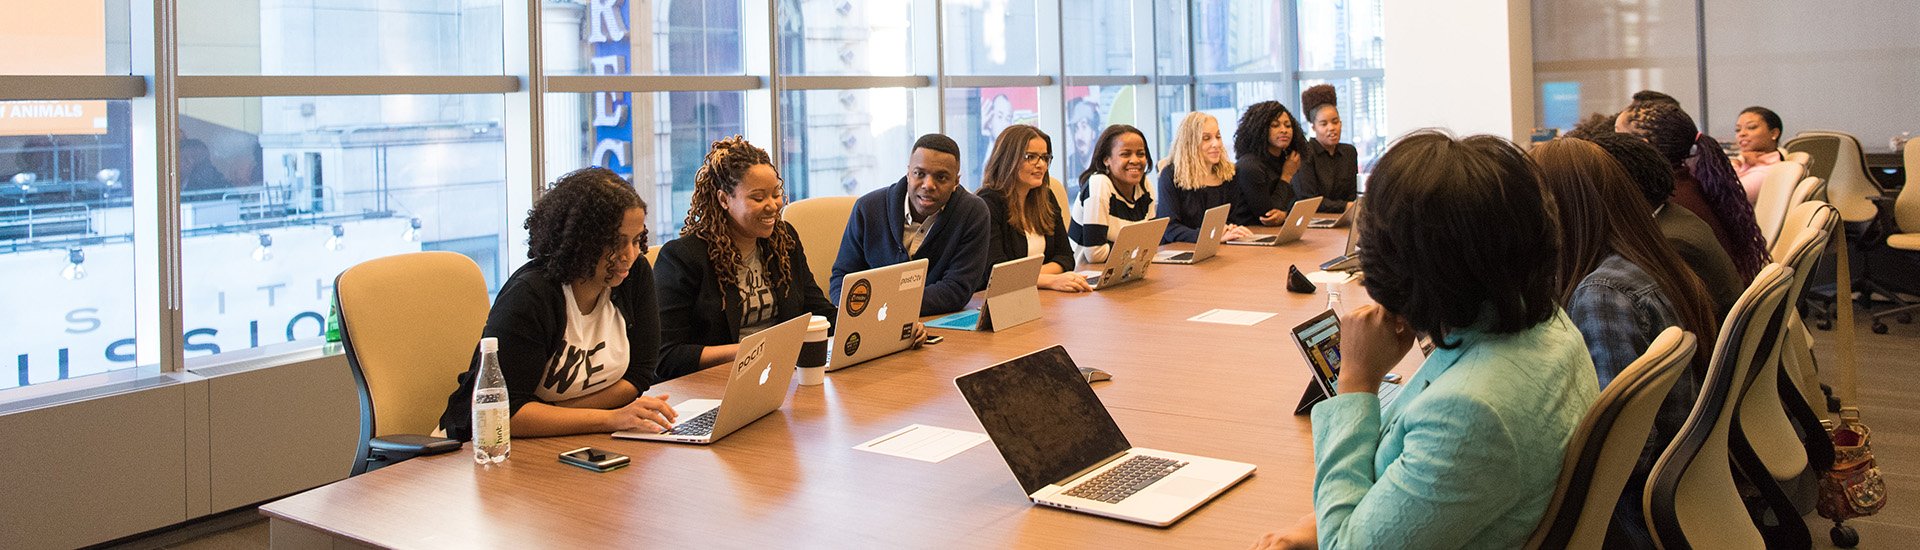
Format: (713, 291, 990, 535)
(471, 337, 511, 464)
(1327, 280, 1345, 317)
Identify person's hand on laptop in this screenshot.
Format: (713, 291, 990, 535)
(906, 322, 930, 349)
(1248, 513, 1317, 550)
(1222, 224, 1255, 242)
(604, 394, 678, 433)
(1039, 271, 1092, 293)
(1258, 208, 1287, 226)
(1336, 304, 1413, 396)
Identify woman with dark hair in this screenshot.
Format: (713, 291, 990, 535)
(1731, 106, 1788, 204)
(1533, 137, 1720, 549)
(1252, 132, 1597, 549)
(1070, 124, 1155, 264)
(654, 137, 837, 376)
(980, 124, 1091, 292)
(1157, 112, 1254, 243)
(1618, 102, 1770, 280)
(1584, 131, 1745, 317)
(1230, 101, 1307, 226)
(438, 167, 678, 440)
(1290, 84, 1358, 214)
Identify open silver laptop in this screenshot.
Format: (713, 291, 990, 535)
(1320, 201, 1363, 272)
(924, 255, 1043, 332)
(1075, 217, 1169, 291)
(828, 258, 929, 371)
(613, 314, 808, 444)
(1152, 204, 1227, 265)
(1308, 197, 1361, 229)
(1223, 197, 1323, 246)
(956, 346, 1256, 527)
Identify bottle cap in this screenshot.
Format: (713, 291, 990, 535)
(479, 337, 498, 353)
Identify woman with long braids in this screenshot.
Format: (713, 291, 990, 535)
(654, 137, 838, 376)
(1617, 102, 1770, 280)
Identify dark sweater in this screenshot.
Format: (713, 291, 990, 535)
(979, 186, 1075, 273)
(1155, 168, 1235, 244)
(1291, 140, 1359, 213)
(1655, 202, 1744, 317)
(831, 177, 992, 316)
(437, 258, 667, 441)
(1230, 150, 1297, 226)
(654, 223, 837, 376)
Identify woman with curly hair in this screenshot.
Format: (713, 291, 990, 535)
(1229, 101, 1306, 226)
(438, 167, 679, 440)
(980, 124, 1091, 292)
(1617, 101, 1770, 280)
(654, 137, 838, 376)
(1157, 112, 1254, 244)
(1290, 84, 1359, 214)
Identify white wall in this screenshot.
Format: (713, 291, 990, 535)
(1382, 0, 1534, 141)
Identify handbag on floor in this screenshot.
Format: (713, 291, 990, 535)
(1817, 227, 1888, 548)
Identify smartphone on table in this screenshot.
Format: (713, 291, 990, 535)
(559, 447, 630, 472)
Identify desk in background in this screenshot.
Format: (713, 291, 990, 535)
(261, 230, 1410, 548)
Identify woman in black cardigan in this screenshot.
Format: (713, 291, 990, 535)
(655, 137, 838, 376)
(977, 124, 1090, 293)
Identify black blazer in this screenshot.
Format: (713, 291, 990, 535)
(979, 186, 1075, 273)
(1291, 140, 1359, 213)
(653, 222, 837, 376)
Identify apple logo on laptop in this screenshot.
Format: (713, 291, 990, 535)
(758, 366, 771, 385)
(878, 303, 889, 321)
(1208, 228, 1218, 240)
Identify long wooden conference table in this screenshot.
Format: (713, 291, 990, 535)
(262, 224, 1422, 549)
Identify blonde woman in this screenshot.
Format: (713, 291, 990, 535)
(1157, 112, 1254, 243)
(978, 124, 1090, 292)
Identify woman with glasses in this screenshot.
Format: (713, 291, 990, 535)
(438, 167, 679, 440)
(1158, 111, 1254, 243)
(979, 124, 1090, 292)
(654, 136, 838, 376)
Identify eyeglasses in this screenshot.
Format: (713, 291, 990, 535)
(1021, 152, 1054, 164)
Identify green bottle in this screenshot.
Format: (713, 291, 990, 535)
(325, 295, 343, 343)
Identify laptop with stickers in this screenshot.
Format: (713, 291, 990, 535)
(1074, 217, 1170, 291)
(827, 258, 929, 371)
(613, 313, 808, 444)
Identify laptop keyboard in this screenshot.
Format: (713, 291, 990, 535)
(663, 409, 719, 436)
(1061, 455, 1189, 504)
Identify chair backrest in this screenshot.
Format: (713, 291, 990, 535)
(1788, 176, 1826, 210)
(1050, 176, 1072, 230)
(336, 252, 490, 439)
(1528, 327, 1697, 550)
(1644, 263, 1794, 550)
(782, 195, 858, 292)
(1740, 230, 1828, 482)
(1752, 161, 1807, 246)
(1784, 131, 1881, 223)
(1771, 201, 1838, 263)
(1783, 151, 1811, 166)
(1899, 138, 1920, 232)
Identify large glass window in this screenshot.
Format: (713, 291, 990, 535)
(1297, 0, 1385, 71)
(176, 95, 507, 358)
(549, 91, 747, 240)
(776, 0, 915, 75)
(545, 0, 745, 76)
(1193, 0, 1287, 74)
(179, 0, 504, 75)
(944, 0, 1041, 75)
(1062, 1, 1137, 75)
(780, 89, 917, 202)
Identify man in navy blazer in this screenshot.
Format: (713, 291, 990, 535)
(830, 134, 991, 316)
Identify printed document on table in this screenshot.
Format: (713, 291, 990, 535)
(1187, 308, 1278, 326)
(853, 424, 990, 463)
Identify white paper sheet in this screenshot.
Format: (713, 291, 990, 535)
(852, 424, 990, 463)
(1306, 270, 1359, 285)
(1186, 308, 1279, 326)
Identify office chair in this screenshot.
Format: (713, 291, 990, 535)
(1526, 328, 1696, 550)
(1752, 161, 1808, 246)
(1644, 264, 1795, 550)
(1866, 137, 1920, 334)
(782, 195, 858, 293)
(335, 251, 489, 475)
(1783, 131, 1882, 223)
(1050, 176, 1071, 232)
(1773, 202, 1840, 412)
(1789, 176, 1827, 209)
(1784, 151, 1812, 166)
(1735, 229, 1836, 527)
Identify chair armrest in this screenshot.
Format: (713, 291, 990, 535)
(370, 434, 461, 456)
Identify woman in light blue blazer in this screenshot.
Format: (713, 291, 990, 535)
(1253, 132, 1600, 550)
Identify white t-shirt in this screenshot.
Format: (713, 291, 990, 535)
(1024, 230, 1047, 260)
(534, 284, 630, 402)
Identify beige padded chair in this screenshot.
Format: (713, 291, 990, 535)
(1050, 176, 1072, 230)
(1742, 229, 1833, 488)
(1783, 131, 1883, 224)
(1788, 176, 1827, 208)
(1644, 264, 1795, 550)
(645, 245, 659, 267)
(783, 195, 858, 293)
(1772, 202, 1840, 412)
(335, 251, 490, 474)
(1752, 161, 1808, 246)
(1527, 328, 1697, 550)
(1784, 151, 1811, 166)
(1865, 138, 1920, 332)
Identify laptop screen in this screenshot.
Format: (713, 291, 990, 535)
(1291, 310, 1343, 391)
(955, 346, 1132, 495)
